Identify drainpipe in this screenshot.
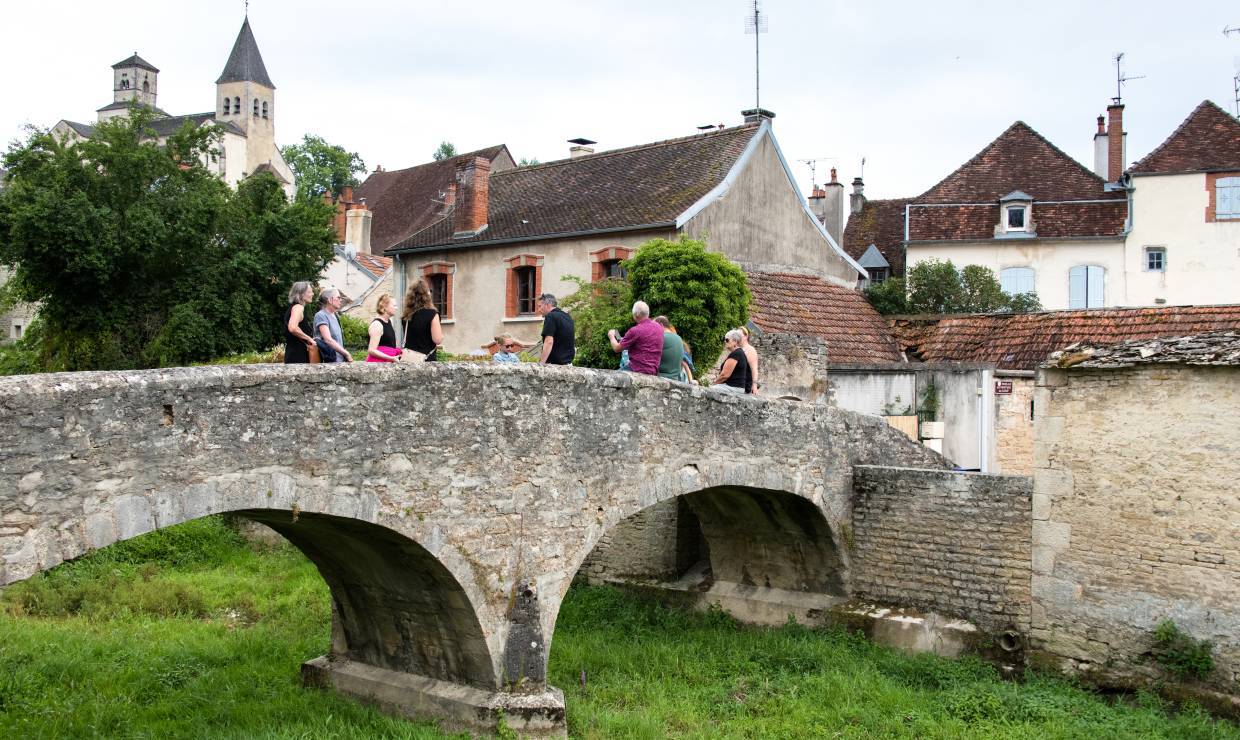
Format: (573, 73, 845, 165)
(393, 254, 406, 346)
(978, 367, 993, 473)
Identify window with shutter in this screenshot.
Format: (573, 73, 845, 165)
(1000, 267, 1036, 296)
(1217, 177, 1240, 220)
(1068, 265, 1105, 309)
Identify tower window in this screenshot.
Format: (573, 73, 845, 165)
(120, 75, 130, 89)
(262, 101, 268, 119)
(234, 96, 240, 113)
(253, 99, 259, 116)
(223, 98, 231, 115)
(142, 78, 150, 93)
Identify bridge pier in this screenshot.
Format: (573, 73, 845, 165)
(302, 658, 566, 736)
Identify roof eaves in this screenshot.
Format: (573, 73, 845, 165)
(387, 222, 675, 256)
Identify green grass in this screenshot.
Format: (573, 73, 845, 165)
(1, 519, 1235, 739)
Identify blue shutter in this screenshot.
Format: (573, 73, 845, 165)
(1218, 178, 1240, 219)
(1068, 266, 1086, 309)
(1087, 266, 1105, 308)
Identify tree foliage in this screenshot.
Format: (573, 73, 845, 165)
(559, 275, 631, 371)
(625, 235, 750, 375)
(865, 259, 1042, 315)
(431, 141, 458, 161)
(281, 134, 365, 203)
(0, 112, 336, 372)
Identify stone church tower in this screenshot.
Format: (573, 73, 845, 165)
(98, 54, 159, 121)
(215, 17, 278, 178)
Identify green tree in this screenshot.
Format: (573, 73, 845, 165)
(624, 235, 750, 375)
(432, 141, 458, 161)
(518, 157, 541, 166)
(0, 111, 336, 371)
(281, 134, 365, 203)
(866, 259, 1042, 316)
(560, 274, 632, 371)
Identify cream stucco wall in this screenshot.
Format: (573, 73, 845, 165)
(907, 238, 1127, 310)
(1125, 173, 1240, 306)
(400, 230, 674, 354)
(683, 135, 858, 287)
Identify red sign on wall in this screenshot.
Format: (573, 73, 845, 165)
(995, 380, 1013, 395)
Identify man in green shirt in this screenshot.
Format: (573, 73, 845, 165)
(653, 316, 686, 382)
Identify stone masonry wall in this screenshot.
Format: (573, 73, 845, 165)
(994, 376, 1034, 475)
(748, 331, 831, 403)
(851, 465, 1033, 632)
(578, 499, 684, 584)
(1032, 365, 1240, 686)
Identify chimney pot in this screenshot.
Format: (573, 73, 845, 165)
(741, 107, 776, 124)
(849, 177, 866, 215)
(453, 157, 491, 236)
(830, 167, 838, 184)
(1096, 115, 1105, 135)
(568, 137, 597, 159)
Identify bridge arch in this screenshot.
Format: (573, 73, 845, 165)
(0, 362, 945, 733)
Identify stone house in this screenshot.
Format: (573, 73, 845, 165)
(50, 17, 296, 200)
(1032, 332, 1240, 689)
(889, 303, 1240, 474)
(379, 114, 864, 354)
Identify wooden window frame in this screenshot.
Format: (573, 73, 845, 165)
(419, 261, 456, 319)
(1207, 172, 1240, 222)
(504, 254, 544, 317)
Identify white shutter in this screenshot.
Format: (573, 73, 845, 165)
(1068, 266, 1087, 309)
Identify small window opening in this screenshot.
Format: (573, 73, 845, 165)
(1145, 247, 1166, 272)
(868, 267, 890, 284)
(262, 101, 268, 119)
(1006, 206, 1026, 230)
(429, 274, 448, 316)
(515, 266, 537, 314)
(600, 259, 627, 280)
(253, 99, 259, 116)
(234, 96, 240, 113)
(223, 98, 231, 115)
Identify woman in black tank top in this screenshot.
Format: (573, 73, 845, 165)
(365, 294, 400, 362)
(283, 281, 315, 364)
(401, 280, 443, 361)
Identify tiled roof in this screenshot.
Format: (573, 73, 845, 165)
(1048, 331, 1240, 369)
(354, 253, 392, 279)
(355, 145, 511, 252)
(216, 17, 275, 88)
(1128, 101, 1240, 175)
(906, 121, 1126, 241)
(250, 162, 288, 183)
(63, 120, 96, 137)
(842, 198, 910, 277)
(112, 54, 159, 72)
(142, 113, 245, 138)
(889, 304, 1240, 370)
(746, 271, 904, 363)
(389, 125, 761, 253)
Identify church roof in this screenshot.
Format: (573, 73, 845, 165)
(216, 17, 275, 89)
(112, 53, 159, 73)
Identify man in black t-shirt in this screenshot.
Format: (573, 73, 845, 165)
(536, 293, 576, 365)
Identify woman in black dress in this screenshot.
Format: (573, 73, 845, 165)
(401, 279, 443, 361)
(283, 281, 316, 364)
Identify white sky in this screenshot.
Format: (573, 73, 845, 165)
(3, 1, 1238, 199)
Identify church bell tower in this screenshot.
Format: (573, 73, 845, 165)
(99, 53, 159, 121)
(215, 16, 277, 177)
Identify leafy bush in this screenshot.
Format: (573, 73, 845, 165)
(625, 235, 750, 376)
(337, 312, 370, 350)
(1152, 619, 1214, 679)
(866, 259, 1043, 315)
(560, 275, 630, 371)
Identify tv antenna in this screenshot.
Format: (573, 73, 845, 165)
(798, 157, 836, 187)
(744, 1, 769, 110)
(860, 156, 866, 180)
(1227, 25, 1240, 116)
(1112, 52, 1145, 105)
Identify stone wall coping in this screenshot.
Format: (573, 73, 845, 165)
(827, 361, 997, 372)
(853, 464, 1032, 481)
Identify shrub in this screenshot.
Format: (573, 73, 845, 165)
(867, 259, 1043, 316)
(624, 235, 750, 376)
(560, 275, 631, 371)
(337, 312, 370, 350)
(1152, 619, 1214, 679)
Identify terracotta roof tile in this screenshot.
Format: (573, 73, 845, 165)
(746, 271, 903, 363)
(889, 304, 1240, 370)
(354, 253, 392, 279)
(1128, 101, 1240, 175)
(842, 198, 910, 276)
(389, 125, 761, 253)
(355, 145, 512, 252)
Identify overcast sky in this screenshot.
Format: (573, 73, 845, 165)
(4, 1, 1238, 199)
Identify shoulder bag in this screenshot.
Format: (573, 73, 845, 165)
(400, 318, 427, 364)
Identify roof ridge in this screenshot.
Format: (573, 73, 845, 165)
(372, 144, 508, 177)
(498, 124, 760, 177)
(1128, 99, 1240, 174)
(915, 120, 1109, 202)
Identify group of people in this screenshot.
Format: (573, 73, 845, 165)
(283, 282, 576, 367)
(606, 300, 759, 394)
(283, 282, 757, 394)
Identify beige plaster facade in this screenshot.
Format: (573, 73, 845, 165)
(907, 238, 1127, 310)
(399, 229, 672, 354)
(1124, 172, 1240, 306)
(682, 135, 858, 287)
(1031, 364, 1240, 686)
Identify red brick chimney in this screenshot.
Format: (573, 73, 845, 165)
(1106, 103, 1124, 182)
(453, 157, 491, 236)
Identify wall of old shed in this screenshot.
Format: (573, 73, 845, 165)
(682, 135, 858, 287)
(747, 331, 831, 402)
(1032, 365, 1240, 686)
(993, 374, 1035, 475)
(851, 465, 1033, 633)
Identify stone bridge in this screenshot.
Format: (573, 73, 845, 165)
(0, 363, 955, 734)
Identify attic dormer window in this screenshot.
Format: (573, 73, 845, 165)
(997, 190, 1034, 237)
